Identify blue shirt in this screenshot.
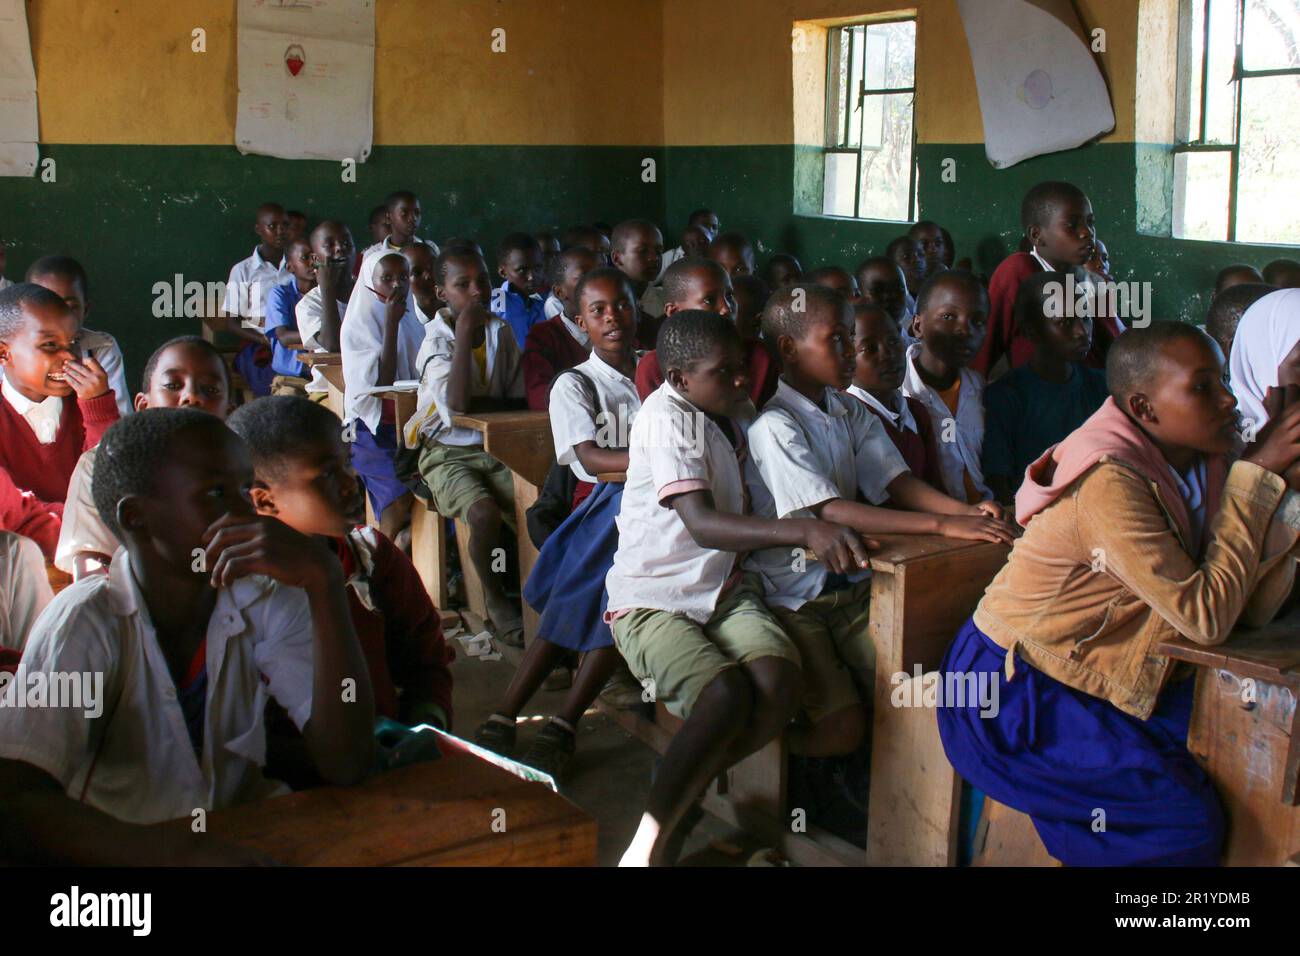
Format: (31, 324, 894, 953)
(491, 280, 545, 347)
(264, 278, 308, 378)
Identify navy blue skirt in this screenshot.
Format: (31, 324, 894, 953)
(523, 481, 622, 653)
(936, 617, 1223, 866)
(351, 422, 408, 518)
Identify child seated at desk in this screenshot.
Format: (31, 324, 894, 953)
(221, 202, 288, 398)
(296, 220, 356, 401)
(410, 250, 526, 646)
(0, 408, 376, 864)
(523, 246, 597, 409)
(476, 267, 641, 777)
(937, 321, 1300, 866)
(262, 238, 317, 395)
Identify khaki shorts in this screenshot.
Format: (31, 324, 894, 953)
(417, 440, 516, 525)
(612, 574, 800, 719)
(772, 578, 873, 724)
(270, 374, 310, 396)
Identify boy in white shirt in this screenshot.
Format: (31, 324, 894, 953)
(295, 220, 356, 399)
(25, 256, 132, 416)
(221, 202, 289, 398)
(606, 309, 869, 867)
(0, 408, 375, 864)
(410, 250, 526, 644)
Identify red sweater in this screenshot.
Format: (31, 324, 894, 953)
(523, 315, 591, 411)
(0, 466, 62, 561)
(857, 393, 946, 496)
(635, 339, 781, 407)
(0, 391, 119, 507)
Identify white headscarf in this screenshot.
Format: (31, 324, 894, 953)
(1229, 288, 1300, 432)
(341, 253, 425, 432)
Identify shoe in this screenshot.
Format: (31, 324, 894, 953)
(521, 720, 576, 780)
(473, 715, 517, 756)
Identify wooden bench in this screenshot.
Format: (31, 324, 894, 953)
(176, 740, 597, 866)
(296, 350, 345, 420)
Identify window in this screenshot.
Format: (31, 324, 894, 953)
(822, 17, 917, 221)
(1174, 0, 1300, 244)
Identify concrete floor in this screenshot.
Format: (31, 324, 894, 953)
(447, 640, 779, 867)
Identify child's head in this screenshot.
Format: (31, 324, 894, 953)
(368, 204, 392, 245)
(550, 246, 598, 318)
(886, 235, 925, 295)
(852, 302, 907, 395)
(402, 241, 439, 313)
(1020, 181, 1095, 268)
(383, 191, 422, 244)
(92, 408, 253, 561)
(0, 283, 80, 400)
(1086, 238, 1112, 279)
(656, 309, 749, 417)
(763, 253, 803, 289)
(310, 219, 355, 269)
(228, 396, 364, 537)
(913, 270, 989, 369)
(1106, 321, 1237, 456)
(805, 265, 860, 303)
(254, 202, 289, 256)
(1013, 272, 1093, 366)
(496, 232, 545, 296)
(763, 283, 855, 390)
(286, 210, 308, 243)
(661, 257, 735, 320)
(707, 231, 755, 278)
(688, 208, 721, 242)
(442, 236, 485, 259)
(610, 219, 665, 286)
(285, 238, 316, 287)
(138, 335, 231, 418)
(909, 221, 948, 279)
(731, 274, 770, 341)
(25, 255, 89, 326)
(680, 224, 711, 258)
(854, 256, 907, 323)
(1263, 258, 1300, 289)
(536, 230, 561, 275)
(370, 252, 411, 302)
(1205, 282, 1274, 360)
(434, 250, 493, 316)
(561, 224, 611, 265)
(1215, 263, 1264, 295)
(573, 267, 638, 361)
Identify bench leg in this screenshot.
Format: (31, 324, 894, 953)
(971, 798, 1059, 866)
(512, 474, 541, 648)
(453, 518, 490, 625)
(409, 500, 449, 611)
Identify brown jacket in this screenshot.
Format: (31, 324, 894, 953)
(975, 458, 1299, 719)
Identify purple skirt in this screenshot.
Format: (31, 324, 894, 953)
(351, 421, 408, 518)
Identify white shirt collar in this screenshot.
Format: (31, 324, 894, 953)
(2, 375, 63, 444)
(1029, 248, 1054, 273)
(585, 349, 635, 384)
(560, 312, 591, 347)
(770, 377, 847, 419)
(251, 246, 287, 272)
(846, 383, 918, 434)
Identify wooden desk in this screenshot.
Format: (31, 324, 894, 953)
(1159, 616, 1300, 866)
(297, 351, 346, 419)
(451, 411, 553, 645)
(191, 742, 596, 866)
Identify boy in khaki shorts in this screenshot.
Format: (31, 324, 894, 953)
(604, 310, 870, 867)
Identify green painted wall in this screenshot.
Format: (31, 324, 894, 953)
(664, 143, 1296, 326)
(0, 145, 667, 389)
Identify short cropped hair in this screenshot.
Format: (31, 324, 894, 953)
(885, 235, 918, 259)
(1206, 283, 1275, 350)
(25, 255, 89, 297)
(661, 256, 726, 305)
(761, 282, 847, 344)
(434, 249, 488, 285)
(572, 266, 634, 313)
(915, 269, 988, 315)
(762, 253, 802, 286)
(804, 265, 855, 288)
(227, 395, 340, 481)
(688, 208, 716, 226)
(368, 204, 388, 225)
(856, 254, 900, 277)
(732, 274, 770, 305)
(0, 282, 67, 341)
(611, 218, 661, 253)
(141, 334, 232, 394)
(561, 224, 604, 250)
(709, 230, 751, 255)
(383, 190, 417, 211)
(496, 231, 542, 264)
(1214, 263, 1264, 294)
(92, 407, 226, 540)
(657, 309, 741, 373)
(1263, 258, 1300, 286)
(1106, 320, 1209, 405)
(547, 245, 597, 287)
(1020, 181, 1088, 231)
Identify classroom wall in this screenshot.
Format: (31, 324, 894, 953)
(0, 0, 666, 387)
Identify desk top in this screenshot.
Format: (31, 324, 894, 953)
(296, 350, 343, 366)
(1159, 610, 1300, 689)
(866, 535, 1011, 575)
(451, 410, 552, 488)
(192, 742, 596, 866)
(451, 410, 549, 432)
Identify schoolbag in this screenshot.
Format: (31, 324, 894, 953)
(525, 368, 598, 549)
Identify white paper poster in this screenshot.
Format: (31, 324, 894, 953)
(0, 0, 39, 177)
(235, 0, 375, 163)
(957, 0, 1115, 169)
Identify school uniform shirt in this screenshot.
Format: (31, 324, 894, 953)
(0, 552, 317, 825)
(221, 246, 287, 324)
(543, 293, 564, 319)
(295, 286, 349, 395)
(53, 448, 117, 573)
(263, 277, 309, 379)
(605, 381, 756, 623)
(0, 379, 119, 506)
(549, 352, 641, 483)
(981, 363, 1110, 489)
(0, 530, 52, 653)
(523, 313, 591, 410)
(900, 343, 991, 502)
(341, 273, 424, 433)
(656, 245, 685, 281)
(745, 380, 908, 609)
(491, 280, 547, 348)
(406, 307, 524, 448)
(845, 384, 945, 494)
(78, 329, 132, 417)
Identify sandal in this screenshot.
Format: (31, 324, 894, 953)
(473, 715, 517, 755)
(495, 619, 525, 649)
(521, 719, 576, 780)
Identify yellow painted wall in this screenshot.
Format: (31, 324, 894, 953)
(28, 0, 664, 146)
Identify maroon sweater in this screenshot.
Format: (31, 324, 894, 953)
(854, 391, 947, 497)
(523, 315, 591, 411)
(0, 391, 119, 507)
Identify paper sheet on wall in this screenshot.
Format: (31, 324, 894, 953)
(235, 0, 375, 163)
(0, 0, 39, 177)
(957, 0, 1114, 169)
